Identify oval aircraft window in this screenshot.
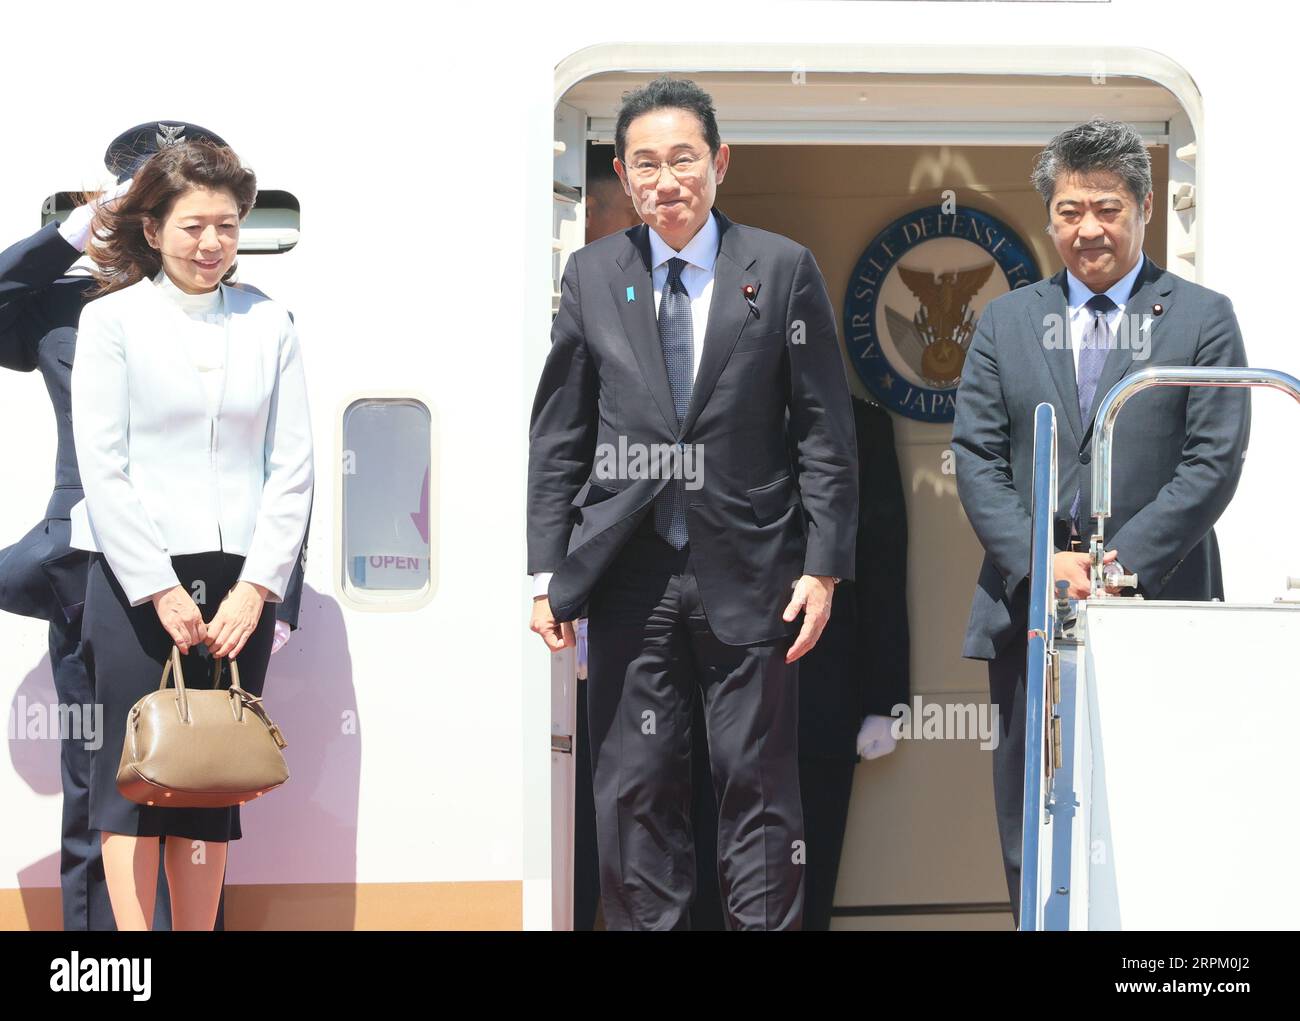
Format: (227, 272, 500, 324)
(341, 398, 434, 602)
(41, 189, 301, 253)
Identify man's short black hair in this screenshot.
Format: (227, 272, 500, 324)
(1031, 117, 1153, 208)
(614, 76, 721, 164)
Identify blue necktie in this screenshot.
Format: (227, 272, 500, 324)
(1071, 293, 1118, 532)
(652, 257, 692, 549)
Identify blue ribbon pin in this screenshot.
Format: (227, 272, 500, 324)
(626, 286, 636, 302)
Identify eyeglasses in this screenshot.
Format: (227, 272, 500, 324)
(626, 151, 709, 183)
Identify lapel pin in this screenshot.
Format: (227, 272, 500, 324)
(1152, 303, 1163, 316)
(742, 282, 760, 318)
(626, 286, 636, 303)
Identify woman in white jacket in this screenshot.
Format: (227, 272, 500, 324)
(71, 140, 313, 930)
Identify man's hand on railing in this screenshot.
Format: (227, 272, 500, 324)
(1054, 549, 1118, 599)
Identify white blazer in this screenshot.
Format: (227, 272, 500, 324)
(69, 275, 314, 608)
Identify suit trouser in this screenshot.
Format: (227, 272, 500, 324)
(690, 741, 856, 931)
(585, 529, 805, 930)
(577, 681, 733, 931)
(687, 693, 725, 931)
(575, 671, 739, 931)
(47, 612, 115, 931)
(572, 678, 602, 930)
(987, 635, 1028, 928)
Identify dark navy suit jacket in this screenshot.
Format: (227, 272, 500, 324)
(527, 208, 858, 645)
(0, 222, 308, 627)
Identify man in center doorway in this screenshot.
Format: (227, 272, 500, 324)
(529, 77, 858, 930)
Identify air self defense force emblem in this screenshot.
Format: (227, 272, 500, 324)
(844, 205, 1041, 423)
(155, 122, 186, 149)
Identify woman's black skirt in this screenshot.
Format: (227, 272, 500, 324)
(82, 550, 276, 842)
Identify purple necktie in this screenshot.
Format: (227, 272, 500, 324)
(1077, 293, 1117, 423)
(1071, 293, 1118, 532)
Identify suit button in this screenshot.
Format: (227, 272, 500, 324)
(1079, 451, 1091, 464)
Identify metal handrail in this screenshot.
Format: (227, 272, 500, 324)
(1088, 366, 1300, 593)
(1020, 401, 1058, 931)
(1019, 366, 1300, 930)
(1090, 366, 1300, 520)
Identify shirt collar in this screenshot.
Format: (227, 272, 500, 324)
(1066, 252, 1145, 312)
(648, 208, 720, 275)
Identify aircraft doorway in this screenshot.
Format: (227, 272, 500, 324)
(546, 60, 1190, 930)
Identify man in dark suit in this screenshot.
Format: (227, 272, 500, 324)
(528, 76, 858, 930)
(0, 121, 308, 930)
(951, 117, 1250, 926)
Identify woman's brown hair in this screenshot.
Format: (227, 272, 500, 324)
(85, 140, 257, 299)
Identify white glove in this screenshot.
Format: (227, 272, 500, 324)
(57, 177, 134, 253)
(856, 713, 898, 760)
(271, 620, 291, 654)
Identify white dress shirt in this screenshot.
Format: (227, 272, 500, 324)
(70, 273, 314, 607)
(533, 211, 721, 598)
(1065, 252, 1145, 373)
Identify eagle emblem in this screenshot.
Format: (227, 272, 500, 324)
(155, 123, 186, 149)
(886, 262, 995, 387)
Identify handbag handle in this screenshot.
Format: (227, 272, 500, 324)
(158, 646, 255, 726)
(211, 654, 244, 692)
(158, 645, 194, 723)
(213, 653, 285, 746)
(212, 655, 246, 721)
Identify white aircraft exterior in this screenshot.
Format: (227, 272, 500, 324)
(0, 0, 1293, 930)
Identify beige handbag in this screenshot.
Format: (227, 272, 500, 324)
(116, 645, 289, 808)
